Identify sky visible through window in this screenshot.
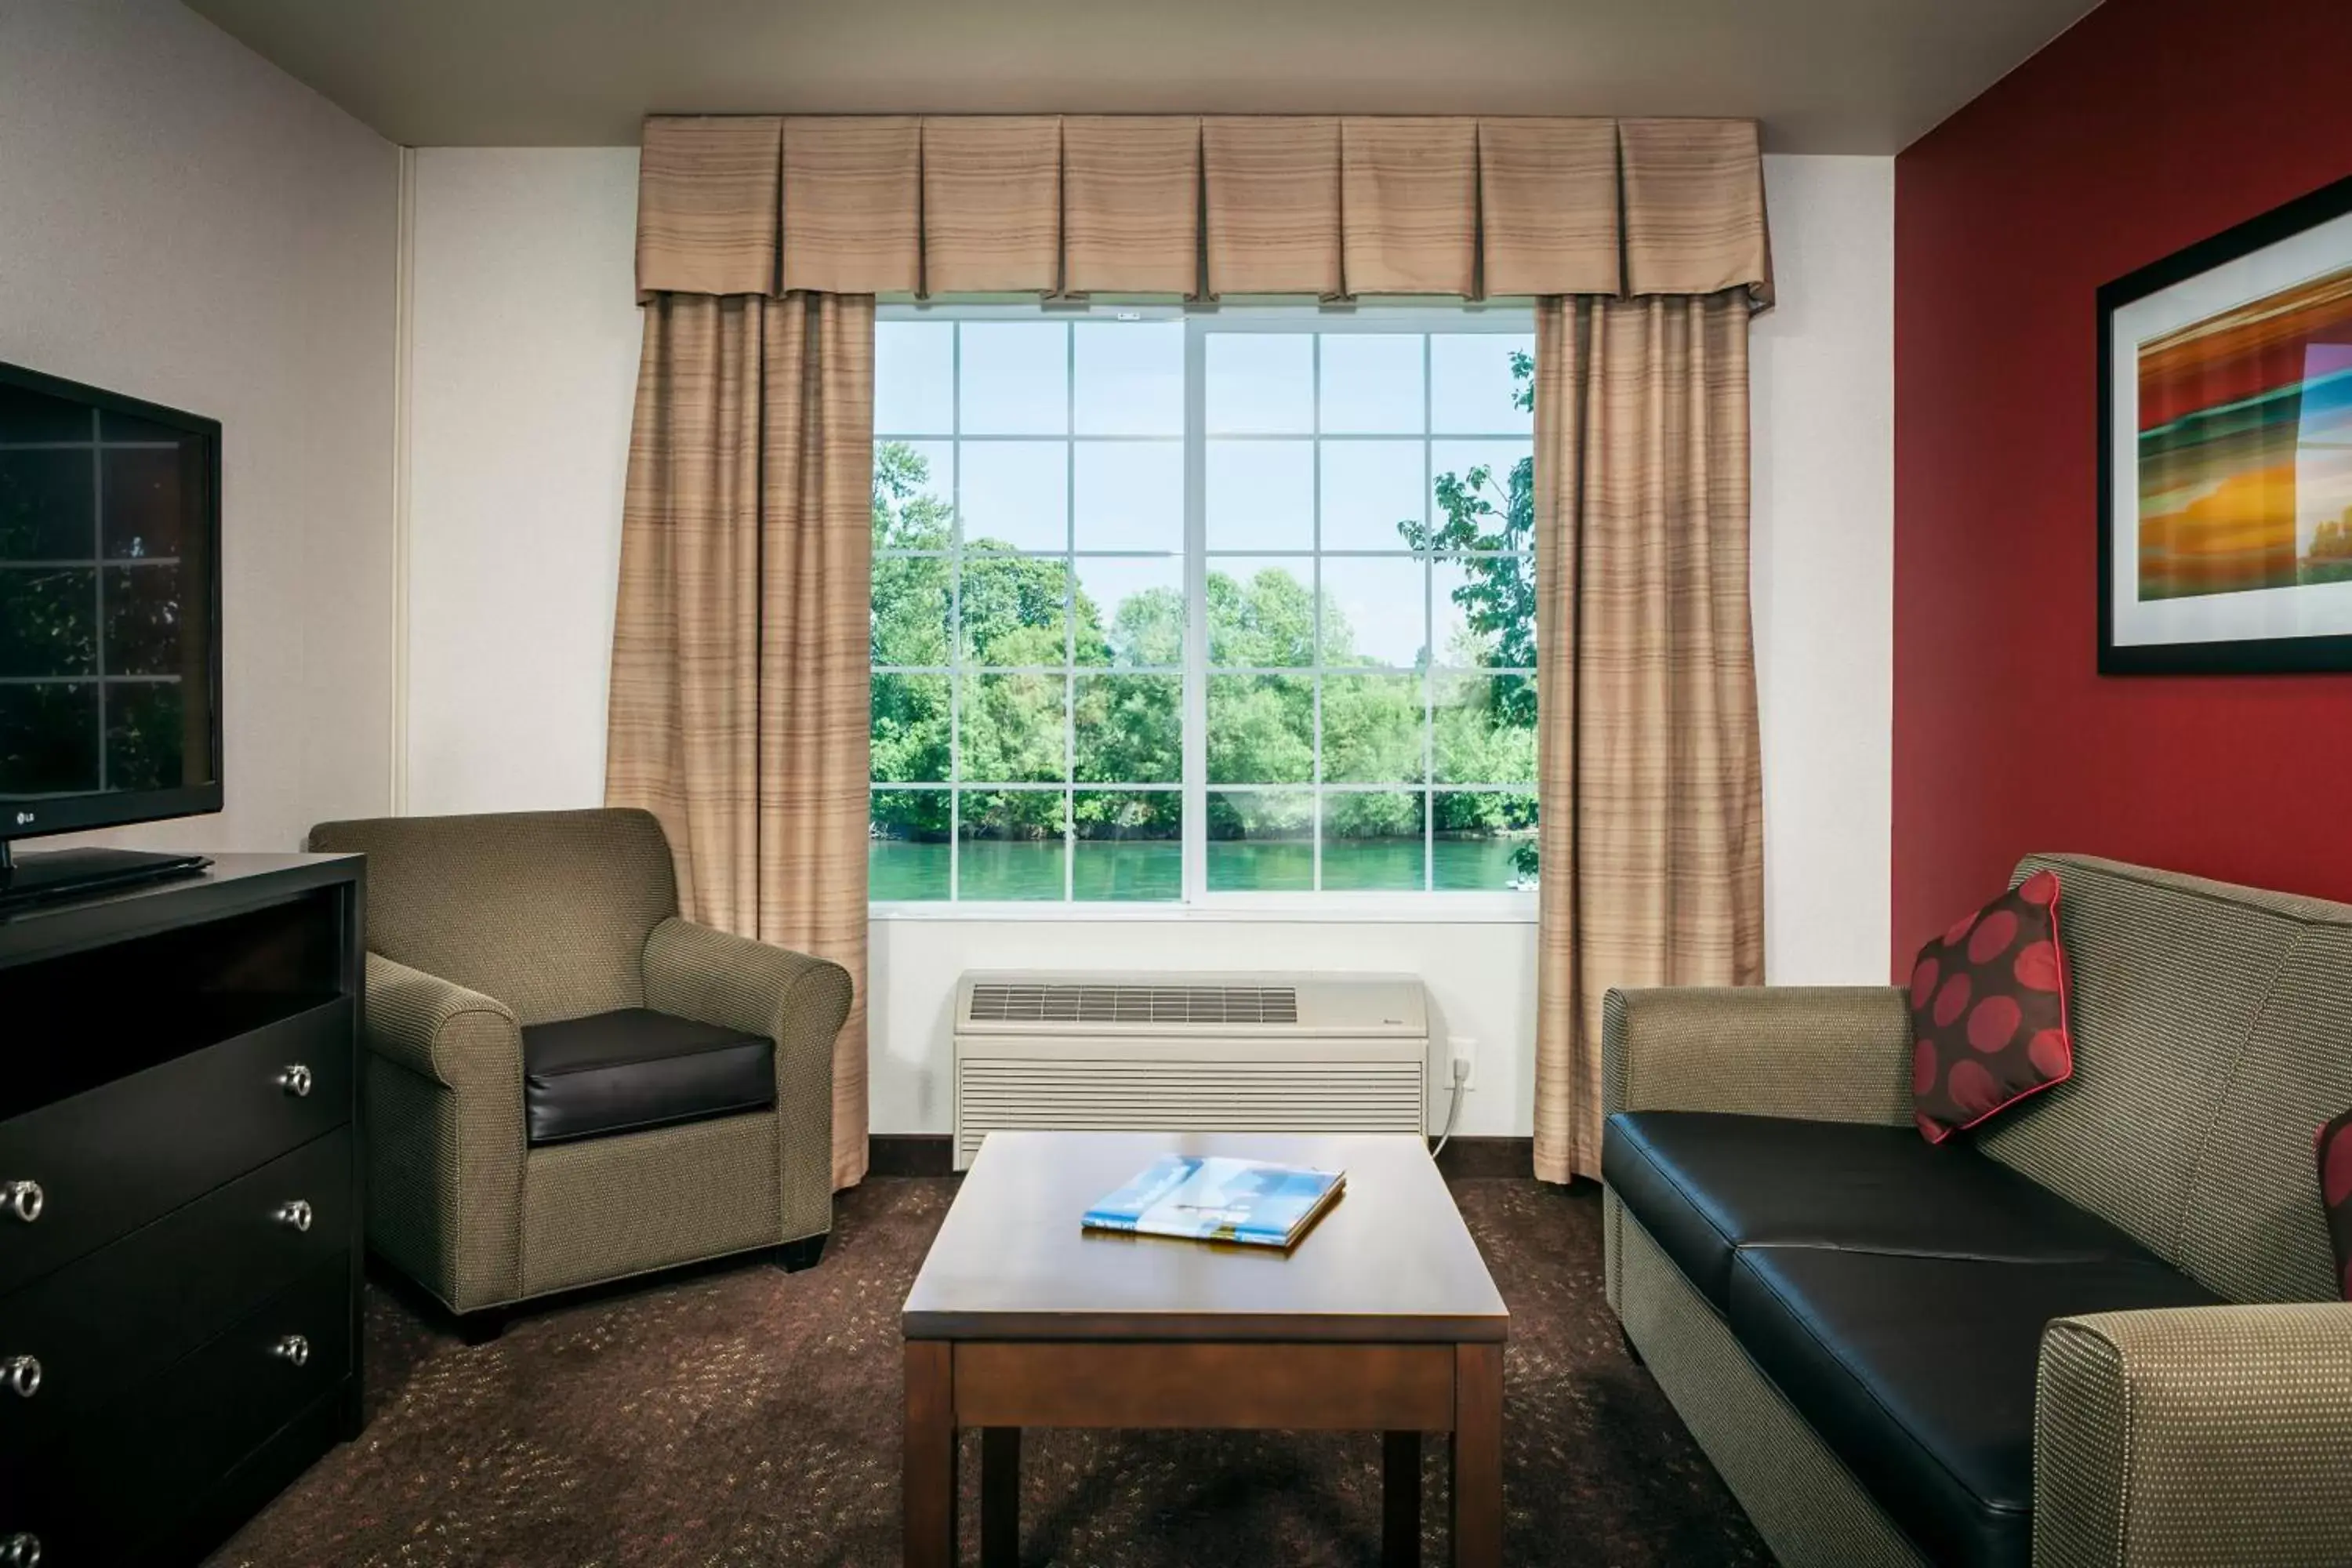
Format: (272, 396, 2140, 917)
(869, 310, 1538, 904)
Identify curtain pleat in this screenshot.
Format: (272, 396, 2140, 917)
(1200, 116, 1345, 298)
(636, 116, 781, 299)
(920, 116, 1064, 294)
(635, 114, 1772, 305)
(1531, 292, 1766, 1182)
(779, 117, 921, 296)
(1338, 117, 1479, 297)
(1478, 118, 1623, 298)
(1620, 119, 1776, 307)
(1062, 115, 1201, 296)
(607, 292, 876, 1190)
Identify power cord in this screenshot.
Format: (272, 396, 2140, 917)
(1431, 1056, 1472, 1160)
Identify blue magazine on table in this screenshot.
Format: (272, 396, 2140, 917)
(1081, 1155, 1345, 1249)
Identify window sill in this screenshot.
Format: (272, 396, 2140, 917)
(869, 896, 1537, 925)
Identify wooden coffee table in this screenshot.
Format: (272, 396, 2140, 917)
(901, 1131, 1508, 1566)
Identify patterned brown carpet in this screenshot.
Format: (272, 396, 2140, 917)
(208, 1178, 1767, 1567)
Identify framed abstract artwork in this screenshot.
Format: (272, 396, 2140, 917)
(2099, 172, 2352, 673)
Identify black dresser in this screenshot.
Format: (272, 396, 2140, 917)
(0, 855, 364, 1566)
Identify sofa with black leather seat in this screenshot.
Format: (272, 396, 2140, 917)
(1602, 854, 2352, 1567)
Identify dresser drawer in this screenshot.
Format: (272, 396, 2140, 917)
(0, 1251, 354, 1563)
(0, 998, 351, 1295)
(0, 1127, 353, 1460)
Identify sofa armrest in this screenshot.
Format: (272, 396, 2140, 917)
(1602, 985, 1914, 1126)
(360, 953, 526, 1313)
(2035, 1303, 2352, 1566)
(364, 952, 522, 1088)
(641, 916, 852, 1240)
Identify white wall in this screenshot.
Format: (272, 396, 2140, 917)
(0, 0, 399, 850)
(403, 150, 641, 815)
(1751, 154, 1895, 982)
(397, 147, 1893, 1134)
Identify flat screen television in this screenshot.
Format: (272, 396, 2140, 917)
(0, 359, 221, 903)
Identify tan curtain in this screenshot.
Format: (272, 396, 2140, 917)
(605, 291, 876, 1190)
(634, 114, 1769, 306)
(1530, 292, 1766, 1182)
(623, 112, 1775, 1192)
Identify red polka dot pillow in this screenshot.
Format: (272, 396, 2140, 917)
(1907, 869, 2073, 1145)
(2318, 1110, 2352, 1301)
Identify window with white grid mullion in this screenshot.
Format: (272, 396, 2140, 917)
(870, 307, 1536, 906)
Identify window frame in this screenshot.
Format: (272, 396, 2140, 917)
(870, 299, 1539, 923)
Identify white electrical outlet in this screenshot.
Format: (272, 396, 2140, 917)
(1449, 1036, 1479, 1091)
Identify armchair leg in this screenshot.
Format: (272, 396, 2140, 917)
(458, 1307, 507, 1347)
(774, 1234, 828, 1273)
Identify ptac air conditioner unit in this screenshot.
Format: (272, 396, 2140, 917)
(950, 972, 1430, 1170)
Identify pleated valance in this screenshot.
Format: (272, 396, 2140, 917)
(635, 114, 1772, 307)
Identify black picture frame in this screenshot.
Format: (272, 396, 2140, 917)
(2096, 170, 2352, 675)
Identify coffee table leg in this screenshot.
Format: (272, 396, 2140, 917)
(904, 1341, 956, 1568)
(1383, 1429, 1421, 1566)
(1450, 1344, 1502, 1568)
(982, 1426, 1020, 1567)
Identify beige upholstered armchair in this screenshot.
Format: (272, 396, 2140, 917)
(307, 808, 851, 1341)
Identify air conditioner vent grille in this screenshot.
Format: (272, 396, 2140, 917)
(967, 982, 1298, 1026)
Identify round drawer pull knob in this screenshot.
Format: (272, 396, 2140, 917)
(273, 1334, 310, 1368)
(276, 1199, 314, 1233)
(1, 1533, 39, 1568)
(1, 1357, 38, 1399)
(2, 1183, 40, 1224)
(278, 1063, 314, 1098)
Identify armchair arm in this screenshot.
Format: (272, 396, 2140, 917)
(364, 952, 522, 1087)
(642, 917, 853, 1242)
(359, 953, 526, 1314)
(1602, 985, 1914, 1126)
(2036, 1303, 2352, 1566)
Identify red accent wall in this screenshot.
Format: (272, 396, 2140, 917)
(1893, 0, 2352, 972)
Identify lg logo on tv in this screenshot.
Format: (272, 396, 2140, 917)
(10, 812, 31, 827)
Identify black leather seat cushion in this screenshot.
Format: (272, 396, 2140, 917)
(1729, 1246, 2220, 1568)
(521, 1009, 775, 1145)
(1602, 1111, 2155, 1311)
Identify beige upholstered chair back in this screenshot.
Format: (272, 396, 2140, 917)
(1973, 853, 2352, 1305)
(307, 808, 680, 1027)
